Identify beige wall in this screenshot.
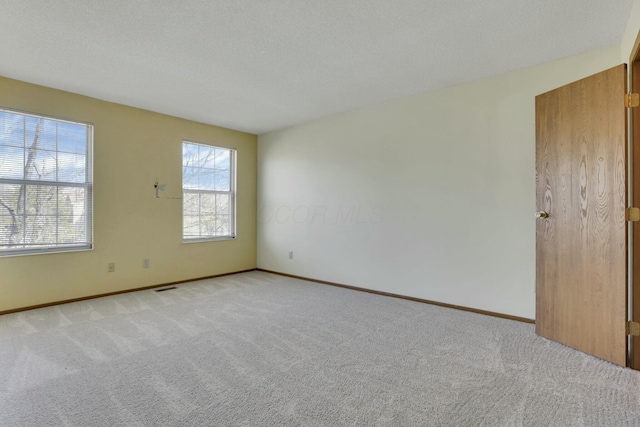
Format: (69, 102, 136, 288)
(257, 46, 621, 320)
(622, 0, 640, 61)
(0, 76, 257, 312)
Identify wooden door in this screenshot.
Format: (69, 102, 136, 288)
(535, 64, 628, 367)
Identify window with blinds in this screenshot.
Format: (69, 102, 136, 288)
(0, 109, 93, 256)
(182, 141, 236, 241)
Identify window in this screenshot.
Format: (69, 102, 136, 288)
(182, 141, 236, 241)
(0, 109, 93, 256)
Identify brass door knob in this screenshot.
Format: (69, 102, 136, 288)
(535, 211, 549, 219)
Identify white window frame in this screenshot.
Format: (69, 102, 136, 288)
(182, 141, 236, 242)
(0, 108, 93, 257)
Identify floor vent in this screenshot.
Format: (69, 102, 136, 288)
(155, 286, 177, 292)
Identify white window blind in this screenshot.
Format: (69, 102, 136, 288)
(0, 109, 93, 256)
(182, 141, 236, 241)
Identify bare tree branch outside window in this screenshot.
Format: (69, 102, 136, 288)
(0, 110, 92, 255)
(182, 141, 235, 241)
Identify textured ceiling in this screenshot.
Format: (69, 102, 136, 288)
(0, 0, 634, 134)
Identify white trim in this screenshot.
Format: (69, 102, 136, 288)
(181, 141, 237, 242)
(0, 108, 93, 256)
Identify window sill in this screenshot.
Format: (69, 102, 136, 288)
(182, 236, 236, 244)
(0, 245, 93, 258)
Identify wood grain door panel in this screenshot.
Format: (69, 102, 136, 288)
(535, 64, 627, 367)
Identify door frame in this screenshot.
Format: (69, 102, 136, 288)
(630, 45, 640, 370)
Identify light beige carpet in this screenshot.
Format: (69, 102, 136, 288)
(1, 271, 639, 426)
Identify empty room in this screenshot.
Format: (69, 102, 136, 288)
(2, 0, 640, 425)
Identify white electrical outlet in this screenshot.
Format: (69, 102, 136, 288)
(108, 262, 115, 273)
(143, 258, 150, 268)
(288, 251, 294, 260)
